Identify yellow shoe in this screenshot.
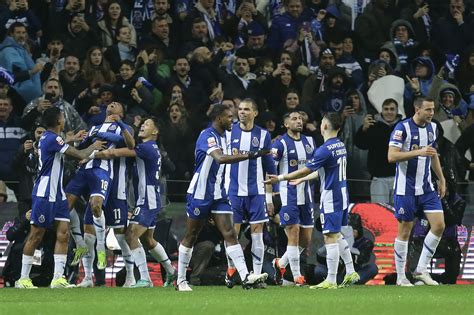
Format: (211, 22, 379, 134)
(309, 280, 338, 290)
(15, 278, 38, 289)
(97, 250, 107, 270)
(71, 246, 89, 266)
(340, 272, 360, 287)
(50, 277, 75, 288)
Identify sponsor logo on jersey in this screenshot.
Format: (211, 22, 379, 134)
(207, 137, 217, 148)
(393, 130, 403, 141)
(56, 136, 64, 145)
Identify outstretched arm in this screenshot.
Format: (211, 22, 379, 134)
(289, 171, 319, 186)
(65, 140, 106, 160)
(95, 147, 137, 159)
(264, 167, 313, 184)
(209, 148, 269, 164)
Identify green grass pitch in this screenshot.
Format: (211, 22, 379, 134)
(1, 285, 472, 315)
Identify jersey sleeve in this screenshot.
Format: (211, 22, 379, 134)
(204, 132, 221, 155)
(135, 142, 151, 159)
(389, 123, 406, 148)
(262, 131, 276, 174)
(49, 135, 69, 154)
(271, 139, 284, 163)
(306, 145, 330, 172)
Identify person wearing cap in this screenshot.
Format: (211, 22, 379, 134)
(235, 21, 269, 70)
(301, 48, 336, 107)
(0, 67, 26, 116)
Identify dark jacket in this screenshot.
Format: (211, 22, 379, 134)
(104, 44, 138, 74)
(267, 11, 312, 51)
(354, 113, 401, 177)
(58, 70, 89, 105)
(0, 115, 27, 183)
(433, 11, 474, 54)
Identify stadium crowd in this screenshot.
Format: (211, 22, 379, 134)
(0, 0, 473, 288)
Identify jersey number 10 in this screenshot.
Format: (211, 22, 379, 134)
(337, 156, 347, 181)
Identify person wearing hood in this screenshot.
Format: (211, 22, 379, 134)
(455, 45, 474, 97)
(329, 37, 364, 88)
(354, 98, 401, 204)
(378, 42, 402, 74)
(302, 48, 336, 108)
(310, 4, 347, 43)
(404, 56, 436, 116)
(389, 19, 418, 76)
(340, 89, 370, 202)
(0, 22, 42, 103)
(399, 0, 432, 46)
(311, 66, 350, 122)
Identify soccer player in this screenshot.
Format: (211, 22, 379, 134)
(76, 103, 137, 288)
(177, 104, 269, 292)
(225, 98, 276, 287)
(271, 111, 315, 286)
(15, 107, 105, 288)
(94, 117, 177, 288)
(388, 97, 446, 286)
(66, 102, 134, 271)
(265, 113, 359, 289)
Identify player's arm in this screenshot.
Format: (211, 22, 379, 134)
(431, 153, 446, 198)
(387, 145, 437, 163)
(65, 140, 107, 160)
(264, 167, 313, 184)
(95, 147, 137, 159)
(116, 120, 135, 149)
(209, 148, 268, 164)
(289, 171, 319, 186)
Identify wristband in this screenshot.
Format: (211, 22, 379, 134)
(88, 150, 98, 160)
(265, 192, 272, 204)
(277, 175, 285, 182)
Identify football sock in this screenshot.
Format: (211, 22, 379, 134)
(115, 234, 134, 279)
(226, 244, 249, 281)
(325, 243, 339, 284)
(251, 233, 264, 275)
(338, 235, 355, 274)
(83, 233, 96, 279)
(53, 254, 67, 280)
(131, 247, 150, 281)
(287, 245, 301, 279)
(69, 208, 86, 248)
(416, 231, 441, 274)
(92, 213, 106, 252)
(177, 245, 193, 283)
(149, 243, 175, 275)
(20, 254, 33, 279)
(394, 238, 408, 280)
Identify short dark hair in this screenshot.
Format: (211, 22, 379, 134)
(382, 98, 399, 107)
(283, 110, 301, 121)
(120, 60, 135, 70)
(192, 17, 206, 26)
(8, 22, 26, 34)
(209, 104, 230, 121)
(42, 107, 62, 128)
(152, 16, 168, 25)
(323, 112, 343, 131)
(414, 97, 435, 108)
(241, 98, 258, 111)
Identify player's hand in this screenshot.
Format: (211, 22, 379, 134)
(418, 145, 437, 157)
(437, 178, 446, 199)
(25, 209, 32, 221)
(93, 140, 107, 150)
(263, 174, 279, 184)
(289, 178, 304, 186)
(266, 202, 275, 217)
(248, 149, 270, 159)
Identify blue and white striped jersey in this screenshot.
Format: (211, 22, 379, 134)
(187, 127, 227, 200)
(389, 118, 437, 196)
(133, 140, 161, 209)
(306, 137, 349, 213)
(226, 124, 276, 196)
(79, 122, 122, 173)
(272, 133, 315, 206)
(32, 130, 69, 202)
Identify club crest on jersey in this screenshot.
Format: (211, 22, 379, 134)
(428, 132, 434, 142)
(283, 213, 290, 221)
(398, 208, 405, 215)
(38, 215, 45, 223)
(290, 159, 298, 167)
(109, 124, 117, 131)
(193, 208, 200, 216)
(55, 136, 64, 145)
(252, 136, 259, 147)
(207, 137, 217, 148)
(305, 144, 312, 154)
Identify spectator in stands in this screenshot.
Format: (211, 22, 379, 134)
(329, 37, 363, 88)
(0, 67, 26, 116)
(114, 60, 154, 119)
(142, 0, 178, 36)
(139, 16, 178, 60)
(223, 56, 260, 101)
(283, 23, 320, 77)
(354, 98, 401, 204)
(455, 45, 474, 97)
(97, 0, 137, 48)
(0, 0, 42, 42)
(81, 84, 114, 127)
(0, 22, 42, 103)
(82, 46, 116, 88)
(58, 54, 88, 105)
(263, 64, 298, 112)
(404, 56, 436, 116)
(236, 21, 269, 72)
(267, 0, 312, 51)
(224, 1, 268, 47)
(378, 43, 401, 75)
(399, 0, 432, 46)
(179, 17, 213, 56)
(301, 48, 336, 107)
(22, 78, 86, 133)
(341, 89, 370, 202)
(355, 0, 396, 62)
(48, 0, 97, 36)
(184, 0, 224, 42)
(310, 4, 346, 43)
(433, 0, 474, 54)
(104, 25, 139, 73)
(36, 36, 65, 82)
(0, 95, 27, 195)
(389, 19, 418, 75)
(62, 13, 100, 60)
